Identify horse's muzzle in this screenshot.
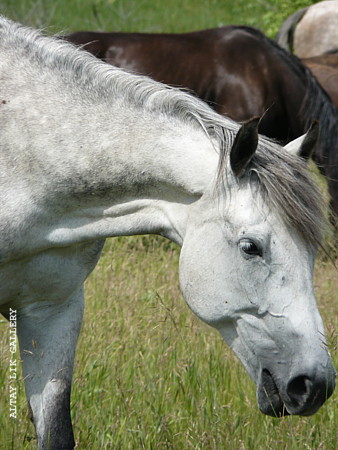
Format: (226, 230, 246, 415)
(257, 363, 336, 417)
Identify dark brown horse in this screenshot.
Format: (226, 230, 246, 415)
(64, 26, 338, 221)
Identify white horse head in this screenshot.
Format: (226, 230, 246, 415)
(179, 119, 335, 416)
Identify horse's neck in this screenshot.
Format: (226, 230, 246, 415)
(1, 97, 218, 260)
(47, 113, 218, 245)
(0, 29, 220, 260)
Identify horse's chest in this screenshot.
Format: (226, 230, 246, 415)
(0, 241, 104, 312)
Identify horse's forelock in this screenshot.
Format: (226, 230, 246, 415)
(214, 132, 329, 249)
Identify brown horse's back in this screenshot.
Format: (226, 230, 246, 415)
(301, 50, 338, 108)
(64, 27, 307, 141)
(303, 61, 338, 107)
(66, 29, 223, 111)
(303, 50, 338, 69)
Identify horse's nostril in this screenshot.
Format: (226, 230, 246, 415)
(287, 375, 312, 405)
(284, 369, 336, 415)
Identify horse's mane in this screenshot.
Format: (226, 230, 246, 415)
(0, 16, 328, 248)
(246, 139, 327, 249)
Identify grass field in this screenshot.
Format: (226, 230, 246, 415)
(0, 1, 337, 449)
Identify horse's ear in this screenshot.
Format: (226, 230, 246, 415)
(284, 120, 320, 160)
(230, 117, 259, 178)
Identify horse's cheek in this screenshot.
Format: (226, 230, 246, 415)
(178, 225, 237, 325)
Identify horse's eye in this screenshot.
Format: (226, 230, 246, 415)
(239, 239, 262, 257)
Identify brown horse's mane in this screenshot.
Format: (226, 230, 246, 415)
(240, 26, 338, 165)
(0, 16, 328, 249)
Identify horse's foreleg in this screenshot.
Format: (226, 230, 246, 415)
(17, 288, 84, 450)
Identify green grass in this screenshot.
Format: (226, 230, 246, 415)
(0, 0, 318, 37)
(0, 0, 336, 448)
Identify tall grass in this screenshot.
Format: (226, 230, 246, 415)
(0, 0, 336, 449)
